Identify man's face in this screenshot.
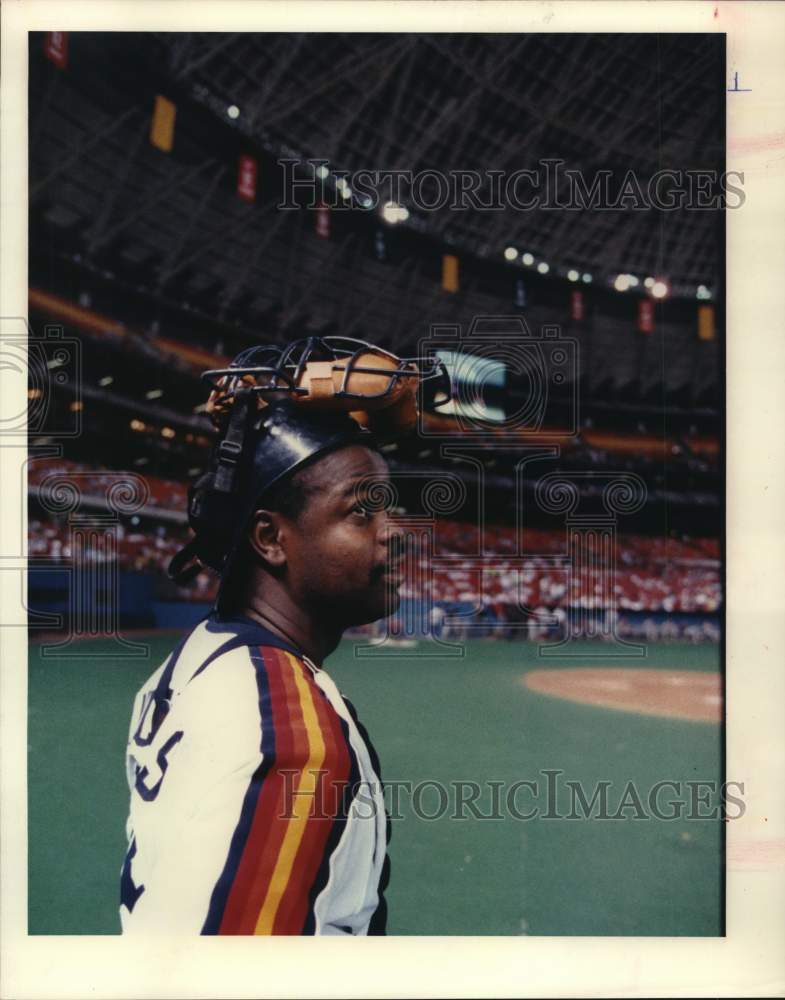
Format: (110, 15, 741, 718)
(275, 445, 402, 627)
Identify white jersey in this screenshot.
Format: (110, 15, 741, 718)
(120, 613, 390, 935)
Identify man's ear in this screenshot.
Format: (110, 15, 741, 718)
(247, 508, 288, 568)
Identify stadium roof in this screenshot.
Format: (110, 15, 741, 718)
(30, 32, 724, 358)
(164, 31, 724, 280)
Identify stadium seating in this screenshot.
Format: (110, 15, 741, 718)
(29, 461, 720, 616)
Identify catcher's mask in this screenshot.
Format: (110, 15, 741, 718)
(167, 335, 450, 614)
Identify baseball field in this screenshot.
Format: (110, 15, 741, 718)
(28, 634, 722, 936)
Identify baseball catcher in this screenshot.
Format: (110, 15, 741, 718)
(119, 336, 449, 935)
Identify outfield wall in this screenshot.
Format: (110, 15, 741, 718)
(27, 571, 720, 643)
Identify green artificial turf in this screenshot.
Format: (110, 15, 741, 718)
(28, 634, 722, 935)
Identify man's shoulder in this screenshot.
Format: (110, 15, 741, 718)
(174, 632, 340, 761)
(174, 614, 312, 706)
(187, 614, 306, 679)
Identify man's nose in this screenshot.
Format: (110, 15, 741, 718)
(379, 514, 405, 557)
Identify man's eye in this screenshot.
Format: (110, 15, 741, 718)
(350, 503, 371, 518)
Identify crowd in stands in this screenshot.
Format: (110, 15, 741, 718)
(28, 460, 720, 566)
(432, 519, 719, 564)
(29, 512, 721, 617)
(28, 517, 217, 600)
(28, 459, 188, 512)
(28, 459, 721, 638)
(410, 561, 721, 614)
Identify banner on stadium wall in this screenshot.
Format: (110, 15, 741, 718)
(570, 289, 584, 321)
(315, 203, 330, 239)
(150, 95, 176, 153)
(515, 278, 527, 308)
(44, 32, 68, 69)
(698, 304, 716, 341)
(237, 155, 257, 202)
(638, 298, 654, 333)
(442, 254, 459, 293)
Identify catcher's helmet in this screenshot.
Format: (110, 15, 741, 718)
(168, 335, 450, 612)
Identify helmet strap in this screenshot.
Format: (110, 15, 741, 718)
(213, 385, 253, 494)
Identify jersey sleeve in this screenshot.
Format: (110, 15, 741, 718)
(121, 643, 357, 936)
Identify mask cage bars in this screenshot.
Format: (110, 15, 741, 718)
(201, 335, 453, 407)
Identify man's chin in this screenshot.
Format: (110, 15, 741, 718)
(349, 588, 401, 627)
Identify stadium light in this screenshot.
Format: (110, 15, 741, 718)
(696, 284, 712, 300)
(129, 419, 145, 432)
(145, 389, 163, 400)
(382, 202, 409, 224)
(651, 280, 669, 299)
(226, 105, 240, 119)
(521, 252, 534, 266)
(644, 276, 655, 289)
(537, 261, 549, 274)
(316, 164, 329, 180)
(627, 274, 639, 287)
(161, 426, 176, 439)
(567, 269, 579, 282)
(98, 375, 113, 387)
(504, 247, 518, 261)
(582, 272, 593, 283)
(614, 274, 631, 292)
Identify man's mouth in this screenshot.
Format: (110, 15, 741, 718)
(376, 560, 404, 585)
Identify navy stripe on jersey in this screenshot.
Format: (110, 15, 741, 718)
(190, 614, 305, 685)
(205, 613, 303, 656)
(120, 836, 144, 914)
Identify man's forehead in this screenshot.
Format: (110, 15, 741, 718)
(309, 445, 389, 492)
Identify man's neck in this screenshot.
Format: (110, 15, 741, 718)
(237, 584, 342, 667)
